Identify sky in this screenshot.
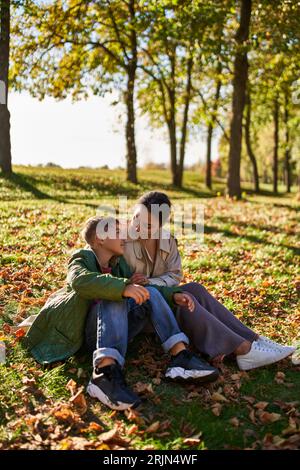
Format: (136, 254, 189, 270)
(9, 91, 219, 169)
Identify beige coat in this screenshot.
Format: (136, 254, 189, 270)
(123, 231, 182, 286)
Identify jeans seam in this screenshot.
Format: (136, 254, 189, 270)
(96, 302, 102, 350)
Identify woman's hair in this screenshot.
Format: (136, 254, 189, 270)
(137, 191, 171, 226)
(137, 191, 171, 210)
(81, 216, 118, 245)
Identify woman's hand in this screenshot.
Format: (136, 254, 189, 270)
(129, 273, 149, 285)
(123, 284, 150, 304)
(173, 293, 195, 312)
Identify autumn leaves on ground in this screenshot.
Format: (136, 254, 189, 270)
(0, 166, 299, 450)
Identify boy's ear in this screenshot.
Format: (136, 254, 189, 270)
(93, 233, 104, 247)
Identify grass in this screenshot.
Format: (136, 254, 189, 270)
(0, 166, 299, 450)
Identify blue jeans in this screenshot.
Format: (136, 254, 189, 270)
(85, 286, 189, 368)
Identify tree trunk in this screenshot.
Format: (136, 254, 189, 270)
(177, 55, 193, 188)
(227, 0, 251, 199)
(167, 45, 178, 186)
(0, 0, 12, 175)
(206, 72, 222, 189)
(168, 113, 177, 187)
(284, 92, 291, 193)
(206, 124, 213, 189)
(125, 65, 137, 184)
(273, 95, 279, 194)
(125, 0, 138, 184)
(244, 86, 259, 192)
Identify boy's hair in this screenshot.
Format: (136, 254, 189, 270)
(82, 216, 119, 245)
(137, 191, 171, 226)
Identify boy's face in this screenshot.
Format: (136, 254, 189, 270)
(94, 224, 125, 255)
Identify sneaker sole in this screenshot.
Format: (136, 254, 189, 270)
(87, 382, 139, 411)
(237, 348, 295, 371)
(165, 367, 219, 383)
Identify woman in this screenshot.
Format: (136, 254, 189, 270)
(124, 191, 295, 371)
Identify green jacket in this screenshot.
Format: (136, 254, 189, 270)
(24, 248, 182, 364)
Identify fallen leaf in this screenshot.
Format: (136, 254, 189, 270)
(21, 376, 36, 386)
(152, 377, 161, 385)
(229, 417, 240, 427)
(133, 382, 154, 395)
(84, 422, 104, 433)
(243, 396, 256, 405)
(127, 424, 139, 435)
(183, 437, 201, 446)
(96, 443, 110, 450)
(66, 379, 77, 396)
(230, 373, 242, 381)
(54, 406, 75, 424)
(124, 408, 145, 426)
(98, 427, 119, 442)
(275, 371, 286, 384)
(69, 389, 87, 415)
(258, 411, 282, 424)
(211, 392, 229, 403)
(254, 401, 269, 410)
(58, 439, 73, 450)
(145, 421, 160, 434)
(211, 403, 223, 416)
(15, 328, 26, 339)
(249, 409, 256, 424)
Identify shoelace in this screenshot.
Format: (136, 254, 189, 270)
(177, 349, 194, 360)
(253, 342, 274, 353)
(97, 366, 128, 389)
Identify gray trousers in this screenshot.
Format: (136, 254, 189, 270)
(177, 282, 258, 359)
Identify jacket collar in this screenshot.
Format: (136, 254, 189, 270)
(86, 246, 120, 270)
(131, 229, 171, 260)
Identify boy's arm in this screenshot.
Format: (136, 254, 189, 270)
(67, 252, 128, 301)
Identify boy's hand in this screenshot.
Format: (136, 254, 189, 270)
(123, 284, 150, 304)
(129, 273, 148, 285)
(173, 293, 195, 312)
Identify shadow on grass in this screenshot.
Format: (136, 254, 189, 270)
(216, 216, 297, 235)
(2, 171, 216, 203)
(204, 224, 300, 256)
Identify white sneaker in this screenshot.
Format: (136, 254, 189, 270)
(258, 336, 296, 354)
(236, 340, 294, 371)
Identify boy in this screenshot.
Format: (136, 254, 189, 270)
(24, 216, 219, 411)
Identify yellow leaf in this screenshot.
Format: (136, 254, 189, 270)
(211, 392, 229, 403)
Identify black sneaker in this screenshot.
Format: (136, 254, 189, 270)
(165, 350, 219, 383)
(87, 364, 142, 410)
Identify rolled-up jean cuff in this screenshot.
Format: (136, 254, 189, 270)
(162, 332, 189, 353)
(93, 347, 125, 369)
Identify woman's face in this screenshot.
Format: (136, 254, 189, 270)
(131, 207, 160, 240)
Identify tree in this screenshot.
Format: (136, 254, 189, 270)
(272, 93, 279, 194)
(0, 0, 12, 175)
(245, 0, 300, 194)
(11, 0, 145, 183)
(138, 1, 226, 187)
(227, 0, 252, 198)
(137, 3, 196, 187)
(244, 83, 259, 192)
